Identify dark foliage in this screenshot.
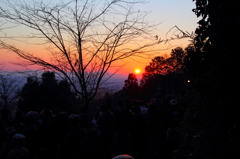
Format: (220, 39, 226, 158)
(192, 0, 240, 97)
(137, 46, 189, 102)
(122, 73, 139, 99)
(17, 72, 77, 114)
(170, 1, 240, 158)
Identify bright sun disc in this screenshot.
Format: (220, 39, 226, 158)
(135, 69, 141, 74)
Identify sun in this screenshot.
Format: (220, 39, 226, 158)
(135, 69, 141, 74)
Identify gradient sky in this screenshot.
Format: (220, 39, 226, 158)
(0, 0, 198, 77)
(115, 0, 198, 76)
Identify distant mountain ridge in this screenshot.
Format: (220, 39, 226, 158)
(0, 71, 127, 92)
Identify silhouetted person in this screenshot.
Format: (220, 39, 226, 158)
(77, 128, 102, 159)
(35, 147, 49, 159)
(12, 111, 25, 134)
(147, 103, 166, 159)
(115, 100, 132, 154)
(161, 119, 181, 159)
(1, 109, 11, 126)
(129, 106, 147, 159)
(0, 134, 30, 159)
(106, 98, 115, 114)
(64, 114, 87, 158)
(150, 93, 162, 110)
(0, 109, 13, 150)
(162, 94, 178, 129)
(124, 99, 133, 114)
(138, 100, 148, 121)
(0, 109, 11, 145)
(130, 100, 139, 112)
(39, 109, 57, 158)
(54, 112, 70, 159)
(97, 104, 116, 159)
(79, 106, 92, 131)
(20, 111, 41, 159)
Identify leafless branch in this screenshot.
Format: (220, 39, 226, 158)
(165, 25, 195, 48)
(0, 0, 162, 107)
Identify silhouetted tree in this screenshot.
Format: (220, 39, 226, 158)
(140, 56, 172, 97)
(18, 76, 40, 113)
(39, 71, 59, 109)
(0, 0, 161, 110)
(0, 74, 22, 109)
(140, 47, 187, 86)
(192, 0, 240, 96)
(170, 47, 187, 73)
(172, 1, 240, 158)
(144, 56, 174, 77)
(123, 73, 139, 99)
(58, 80, 78, 111)
(18, 71, 77, 113)
(141, 48, 187, 85)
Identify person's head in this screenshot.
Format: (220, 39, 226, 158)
(1, 108, 9, 120)
(113, 154, 134, 159)
(68, 114, 80, 126)
(87, 128, 98, 139)
(40, 109, 54, 120)
(124, 99, 132, 110)
(154, 93, 160, 98)
(162, 94, 176, 108)
(170, 99, 178, 106)
(100, 104, 108, 112)
(117, 100, 125, 107)
(25, 111, 39, 125)
(150, 98, 162, 109)
(80, 106, 88, 114)
(148, 103, 157, 110)
(106, 98, 112, 106)
(12, 133, 26, 147)
(133, 106, 141, 114)
(14, 110, 24, 121)
(131, 100, 138, 108)
(138, 100, 146, 107)
(163, 94, 176, 103)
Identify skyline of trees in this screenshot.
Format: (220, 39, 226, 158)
(0, 41, 191, 113)
(1, 0, 238, 114)
(17, 71, 78, 114)
(1, 1, 240, 158)
(0, 0, 162, 109)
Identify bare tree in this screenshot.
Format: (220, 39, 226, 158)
(0, 0, 163, 108)
(0, 72, 24, 110)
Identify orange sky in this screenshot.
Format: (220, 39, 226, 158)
(0, 0, 198, 77)
(110, 38, 194, 76)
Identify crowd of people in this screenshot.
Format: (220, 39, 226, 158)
(0, 93, 184, 159)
